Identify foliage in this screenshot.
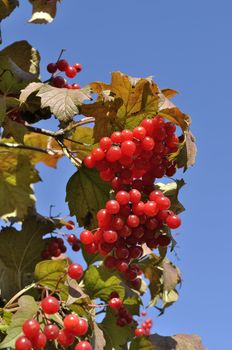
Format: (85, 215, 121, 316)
(0, 6, 204, 350)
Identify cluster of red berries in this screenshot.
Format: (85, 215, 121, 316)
(41, 237, 66, 260)
(80, 116, 182, 283)
(15, 263, 87, 350)
(108, 292, 133, 327)
(65, 221, 82, 252)
(135, 312, 153, 337)
(47, 59, 82, 89)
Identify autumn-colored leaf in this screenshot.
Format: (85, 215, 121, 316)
(0, 0, 19, 21)
(28, 0, 59, 24)
(149, 333, 207, 350)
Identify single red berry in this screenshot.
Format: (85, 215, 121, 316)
(80, 230, 94, 245)
(121, 140, 136, 156)
(44, 324, 59, 340)
(111, 131, 122, 143)
(41, 296, 60, 314)
(68, 264, 84, 280)
(116, 317, 127, 327)
(115, 190, 130, 205)
(47, 63, 57, 73)
(149, 190, 163, 201)
(166, 214, 181, 229)
(129, 189, 141, 203)
(105, 200, 120, 214)
(64, 314, 79, 332)
(121, 129, 133, 141)
(22, 319, 40, 338)
(106, 146, 122, 162)
(57, 59, 69, 71)
(66, 220, 75, 230)
(141, 137, 155, 151)
(75, 341, 92, 350)
(100, 137, 112, 151)
(104, 255, 117, 269)
(57, 329, 75, 347)
(97, 209, 111, 229)
(103, 230, 118, 243)
(133, 126, 147, 140)
(143, 201, 159, 217)
(91, 147, 105, 161)
(141, 310, 147, 317)
(31, 333, 47, 350)
(65, 66, 77, 78)
(72, 318, 88, 336)
(15, 336, 32, 350)
(52, 76, 65, 88)
(115, 247, 129, 259)
(155, 196, 171, 210)
(72, 83, 81, 89)
(127, 215, 140, 228)
(67, 234, 77, 244)
(135, 328, 145, 337)
(72, 241, 81, 251)
(109, 297, 123, 310)
(73, 63, 83, 72)
(85, 242, 98, 254)
(64, 83, 73, 89)
(116, 260, 129, 272)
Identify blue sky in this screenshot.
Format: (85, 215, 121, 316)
(3, 0, 232, 348)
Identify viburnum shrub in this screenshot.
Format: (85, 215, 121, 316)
(0, 5, 200, 350)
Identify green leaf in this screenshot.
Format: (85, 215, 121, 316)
(66, 167, 111, 229)
(0, 296, 38, 349)
(37, 84, 92, 124)
(28, 0, 59, 24)
(3, 119, 27, 143)
(34, 259, 68, 290)
(84, 265, 125, 301)
(0, 154, 40, 219)
(0, 214, 56, 294)
(123, 296, 140, 316)
(156, 179, 185, 214)
(67, 126, 95, 160)
(129, 336, 154, 350)
(0, 95, 6, 125)
(0, 0, 19, 21)
(100, 309, 134, 350)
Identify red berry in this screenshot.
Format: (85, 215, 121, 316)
(127, 215, 140, 228)
(68, 264, 83, 280)
(15, 336, 32, 350)
(72, 318, 88, 336)
(80, 230, 94, 245)
(91, 147, 105, 161)
(85, 242, 98, 254)
(103, 230, 118, 243)
(109, 291, 119, 299)
(133, 126, 147, 140)
(104, 255, 117, 268)
(41, 296, 59, 314)
(121, 129, 133, 141)
(52, 76, 65, 88)
(64, 314, 79, 332)
(155, 196, 171, 210)
(73, 63, 83, 72)
(132, 202, 144, 216)
(143, 201, 159, 217)
(115, 247, 129, 259)
(44, 324, 59, 340)
(116, 260, 129, 272)
(121, 140, 136, 156)
(72, 83, 81, 89)
(57, 59, 69, 71)
(84, 155, 95, 168)
(66, 220, 75, 230)
(135, 328, 145, 337)
(111, 131, 122, 143)
(72, 241, 81, 251)
(141, 137, 155, 151)
(31, 333, 47, 350)
(115, 191, 130, 205)
(109, 298, 123, 309)
(149, 190, 163, 201)
(116, 317, 127, 327)
(65, 66, 77, 78)
(67, 234, 77, 243)
(166, 214, 181, 229)
(105, 200, 120, 214)
(106, 146, 122, 162)
(75, 341, 92, 350)
(100, 137, 112, 151)
(129, 189, 141, 203)
(22, 319, 40, 338)
(57, 329, 75, 347)
(141, 310, 147, 316)
(47, 63, 57, 73)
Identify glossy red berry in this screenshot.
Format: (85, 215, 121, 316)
(166, 214, 181, 229)
(67, 234, 77, 243)
(47, 63, 57, 73)
(57, 59, 69, 71)
(73, 63, 83, 72)
(115, 190, 130, 205)
(100, 137, 112, 151)
(22, 319, 40, 338)
(67, 264, 83, 280)
(106, 146, 122, 162)
(129, 189, 141, 203)
(72, 318, 88, 336)
(80, 230, 94, 245)
(44, 324, 59, 340)
(75, 341, 92, 350)
(31, 333, 47, 350)
(84, 155, 95, 168)
(103, 230, 118, 243)
(143, 201, 159, 217)
(41, 296, 60, 314)
(65, 66, 77, 78)
(109, 298, 123, 309)
(91, 148, 105, 161)
(72, 83, 81, 89)
(66, 220, 75, 230)
(57, 329, 75, 347)
(105, 200, 120, 214)
(135, 328, 145, 337)
(133, 126, 146, 140)
(121, 140, 136, 156)
(64, 314, 79, 332)
(15, 336, 32, 350)
(155, 196, 171, 210)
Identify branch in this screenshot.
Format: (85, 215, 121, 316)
(56, 137, 82, 167)
(0, 142, 62, 155)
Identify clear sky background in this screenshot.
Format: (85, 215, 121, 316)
(2, 1, 232, 349)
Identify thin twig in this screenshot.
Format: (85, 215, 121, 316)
(4, 283, 36, 308)
(56, 137, 82, 167)
(0, 142, 61, 155)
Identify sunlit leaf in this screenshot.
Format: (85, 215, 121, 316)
(28, 0, 59, 24)
(156, 180, 185, 214)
